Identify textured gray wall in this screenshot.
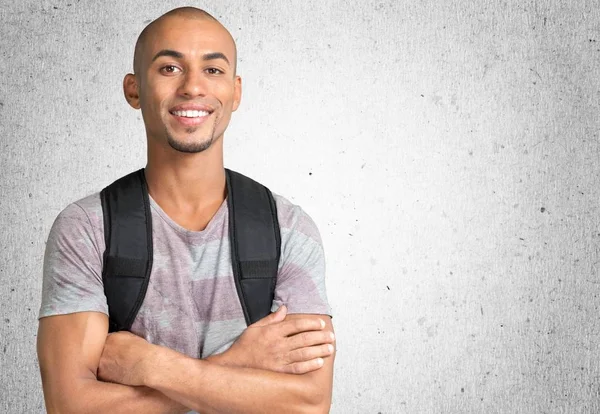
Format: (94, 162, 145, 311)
(1, 0, 599, 412)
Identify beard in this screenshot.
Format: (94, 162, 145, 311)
(165, 116, 219, 153)
(167, 129, 215, 153)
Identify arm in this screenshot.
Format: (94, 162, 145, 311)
(37, 204, 190, 413)
(153, 315, 335, 414)
(205, 305, 334, 375)
(38, 305, 333, 414)
(37, 311, 189, 414)
(98, 314, 335, 414)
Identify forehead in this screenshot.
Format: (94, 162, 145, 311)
(144, 17, 235, 60)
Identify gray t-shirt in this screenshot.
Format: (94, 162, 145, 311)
(39, 191, 331, 360)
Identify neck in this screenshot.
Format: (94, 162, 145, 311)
(144, 137, 226, 210)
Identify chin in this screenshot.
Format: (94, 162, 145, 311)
(166, 133, 216, 154)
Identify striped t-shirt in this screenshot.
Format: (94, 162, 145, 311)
(39, 190, 331, 359)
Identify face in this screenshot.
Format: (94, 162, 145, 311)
(124, 17, 241, 153)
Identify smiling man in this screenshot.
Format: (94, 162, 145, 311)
(37, 7, 335, 414)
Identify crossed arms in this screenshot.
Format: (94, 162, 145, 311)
(37, 305, 335, 414)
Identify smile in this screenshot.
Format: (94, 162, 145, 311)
(171, 110, 210, 118)
(169, 106, 213, 127)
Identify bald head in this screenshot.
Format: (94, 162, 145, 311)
(133, 7, 237, 76)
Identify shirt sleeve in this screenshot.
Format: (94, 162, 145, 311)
(271, 200, 332, 317)
(38, 202, 108, 319)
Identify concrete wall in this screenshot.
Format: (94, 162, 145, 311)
(1, 0, 599, 412)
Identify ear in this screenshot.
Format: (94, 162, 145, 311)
(123, 74, 140, 109)
(232, 75, 242, 112)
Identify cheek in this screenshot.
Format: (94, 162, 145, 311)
(140, 93, 168, 120)
(213, 81, 237, 106)
(142, 80, 171, 107)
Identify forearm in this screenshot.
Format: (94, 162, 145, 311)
(43, 377, 189, 414)
(147, 347, 328, 414)
(204, 350, 244, 368)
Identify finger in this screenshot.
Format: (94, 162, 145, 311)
(287, 344, 335, 364)
(279, 317, 325, 336)
(251, 305, 287, 327)
(272, 305, 287, 322)
(288, 330, 335, 350)
(283, 358, 325, 375)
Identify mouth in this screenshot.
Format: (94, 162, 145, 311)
(169, 105, 214, 127)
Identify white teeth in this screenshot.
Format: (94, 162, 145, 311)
(173, 110, 209, 118)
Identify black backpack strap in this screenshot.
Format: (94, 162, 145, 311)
(100, 168, 278, 331)
(100, 169, 153, 333)
(226, 169, 281, 325)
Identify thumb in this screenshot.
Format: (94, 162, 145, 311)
(252, 305, 287, 327)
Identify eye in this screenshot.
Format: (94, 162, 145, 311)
(206, 68, 224, 75)
(160, 65, 181, 75)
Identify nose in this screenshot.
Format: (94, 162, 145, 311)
(179, 69, 207, 98)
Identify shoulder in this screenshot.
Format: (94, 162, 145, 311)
(41, 192, 108, 319)
(51, 192, 103, 231)
(269, 193, 332, 316)
(272, 193, 322, 245)
(47, 192, 104, 251)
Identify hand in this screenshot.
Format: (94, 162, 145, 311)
(97, 331, 156, 386)
(223, 305, 335, 374)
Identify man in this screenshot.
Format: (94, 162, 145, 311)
(37, 7, 335, 414)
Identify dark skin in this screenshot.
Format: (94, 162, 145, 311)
(38, 7, 335, 414)
(123, 10, 240, 230)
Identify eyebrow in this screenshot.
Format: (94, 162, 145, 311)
(151, 49, 230, 65)
(202, 52, 230, 65)
(151, 49, 184, 61)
